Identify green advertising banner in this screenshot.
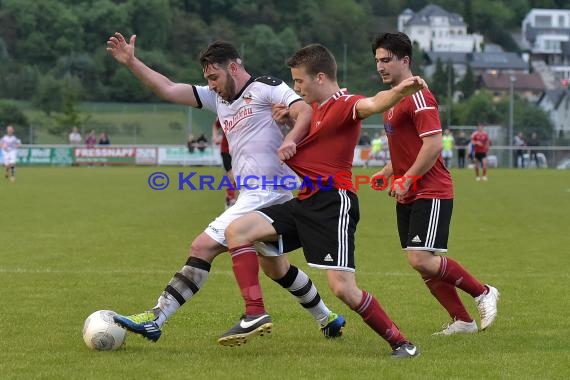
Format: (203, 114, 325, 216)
(15, 147, 74, 165)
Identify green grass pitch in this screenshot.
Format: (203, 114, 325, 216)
(0, 166, 568, 379)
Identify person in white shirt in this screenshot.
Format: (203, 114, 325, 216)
(105, 33, 345, 346)
(1, 125, 21, 182)
(68, 127, 82, 145)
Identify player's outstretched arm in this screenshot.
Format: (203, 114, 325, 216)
(106, 32, 198, 107)
(356, 76, 426, 119)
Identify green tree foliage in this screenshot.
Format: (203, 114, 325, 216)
(430, 58, 448, 103)
(0, 0, 567, 103)
(0, 64, 40, 100)
(242, 25, 300, 80)
(452, 90, 502, 125)
(459, 64, 476, 99)
(497, 96, 554, 141)
(127, 0, 173, 50)
(2, 0, 84, 65)
(0, 100, 30, 143)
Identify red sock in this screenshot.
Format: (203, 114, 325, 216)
(227, 188, 236, 199)
(438, 257, 486, 298)
(229, 244, 265, 316)
(423, 276, 472, 322)
(353, 290, 407, 349)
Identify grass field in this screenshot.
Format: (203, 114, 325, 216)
(1, 167, 569, 379)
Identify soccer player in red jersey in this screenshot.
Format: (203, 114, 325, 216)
(471, 124, 491, 181)
(212, 118, 237, 208)
(370, 32, 499, 335)
(224, 43, 425, 358)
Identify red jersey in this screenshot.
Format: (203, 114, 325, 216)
(286, 89, 364, 200)
(383, 88, 454, 204)
(471, 130, 489, 153)
(214, 119, 230, 154)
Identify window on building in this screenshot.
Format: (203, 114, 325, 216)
(558, 15, 565, 27)
(535, 15, 552, 28)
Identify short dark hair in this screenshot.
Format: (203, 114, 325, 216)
(371, 32, 412, 63)
(286, 44, 337, 81)
(199, 41, 242, 69)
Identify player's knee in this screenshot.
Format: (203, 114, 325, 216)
(260, 256, 288, 280)
(328, 281, 360, 308)
(407, 252, 435, 274)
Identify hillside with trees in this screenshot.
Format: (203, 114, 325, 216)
(0, 0, 568, 143)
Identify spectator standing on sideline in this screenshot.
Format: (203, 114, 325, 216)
(441, 129, 454, 168)
(364, 132, 382, 167)
(358, 131, 371, 146)
(527, 132, 540, 168)
(196, 133, 208, 153)
(85, 130, 97, 148)
(69, 127, 82, 145)
(99, 132, 110, 145)
(513, 132, 526, 168)
(455, 131, 468, 168)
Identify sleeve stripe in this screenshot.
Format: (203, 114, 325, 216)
(419, 129, 442, 137)
(288, 98, 303, 107)
(192, 85, 203, 109)
(412, 91, 436, 113)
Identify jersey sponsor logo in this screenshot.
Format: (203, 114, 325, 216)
(223, 106, 254, 133)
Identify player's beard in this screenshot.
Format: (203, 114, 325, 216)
(221, 70, 236, 102)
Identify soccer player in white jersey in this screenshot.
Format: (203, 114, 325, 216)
(1, 126, 21, 182)
(106, 33, 345, 346)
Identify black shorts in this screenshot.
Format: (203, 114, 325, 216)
(258, 189, 359, 271)
(474, 152, 487, 163)
(396, 198, 453, 253)
(221, 152, 232, 172)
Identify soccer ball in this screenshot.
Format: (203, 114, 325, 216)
(83, 310, 126, 351)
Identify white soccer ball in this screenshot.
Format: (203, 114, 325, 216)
(83, 310, 127, 351)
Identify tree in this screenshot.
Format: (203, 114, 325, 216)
(459, 64, 476, 99)
(430, 58, 448, 103)
(0, 100, 30, 143)
(240, 25, 300, 80)
(127, 0, 173, 50)
(452, 90, 502, 125)
(497, 95, 554, 142)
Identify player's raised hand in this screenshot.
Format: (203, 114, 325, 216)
(396, 75, 427, 97)
(106, 32, 136, 66)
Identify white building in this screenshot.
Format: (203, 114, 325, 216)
(521, 8, 570, 82)
(398, 5, 483, 53)
(538, 88, 570, 137)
